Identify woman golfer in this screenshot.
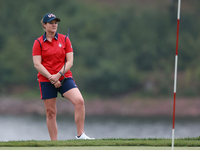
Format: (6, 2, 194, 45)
(32, 13, 94, 140)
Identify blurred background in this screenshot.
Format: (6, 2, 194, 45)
(0, 0, 200, 141)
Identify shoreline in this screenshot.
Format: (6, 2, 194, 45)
(0, 97, 199, 117)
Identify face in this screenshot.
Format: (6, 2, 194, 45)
(43, 20, 58, 33)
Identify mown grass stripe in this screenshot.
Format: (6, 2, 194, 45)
(0, 138, 200, 147)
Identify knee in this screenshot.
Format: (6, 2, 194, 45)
(75, 97, 85, 107)
(46, 109, 56, 120)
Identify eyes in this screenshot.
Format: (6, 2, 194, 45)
(48, 21, 58, 25)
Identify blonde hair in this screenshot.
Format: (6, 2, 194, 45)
(41, 19, 46, 31)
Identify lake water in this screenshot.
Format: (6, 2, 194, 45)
(0, 115, 199, 141)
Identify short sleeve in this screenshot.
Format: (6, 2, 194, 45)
(32, 40, 42, 56)
(65, 37, 73, 53)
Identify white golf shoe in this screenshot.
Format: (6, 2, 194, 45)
(76, 133, 95, 140)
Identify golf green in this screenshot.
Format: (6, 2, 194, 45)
(0, 147, 199, 150)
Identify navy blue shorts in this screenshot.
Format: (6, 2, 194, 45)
(39, 78, 77, 100)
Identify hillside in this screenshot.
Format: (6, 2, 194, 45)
(0, 0, 200, 97)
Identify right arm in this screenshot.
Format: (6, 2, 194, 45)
(32, 39, 61, 87)
(32, 40, 52, 79)
(32, 55, 52, 79)
(33, 55, 61, 87)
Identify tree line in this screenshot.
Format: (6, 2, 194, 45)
(0, 0, 200, 97)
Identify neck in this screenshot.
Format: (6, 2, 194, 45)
(46, 31, 56, 39)
(45, 31, 56, 42)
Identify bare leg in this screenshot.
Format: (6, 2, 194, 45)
(63, 88, 85, 136)
(44, 98, 58, 140)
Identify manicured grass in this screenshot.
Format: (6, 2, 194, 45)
(0, 147, 200, 150)
(0, 137, 200, 147)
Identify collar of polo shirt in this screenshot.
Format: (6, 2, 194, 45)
(43, 32, 58, 42)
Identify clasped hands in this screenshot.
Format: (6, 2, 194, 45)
(48, 73, 62, 88)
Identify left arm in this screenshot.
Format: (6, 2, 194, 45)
(61, 52, 74, 74)
(49, 52, 74, 83)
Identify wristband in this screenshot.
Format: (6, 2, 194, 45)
(59, 71, 63, 76)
